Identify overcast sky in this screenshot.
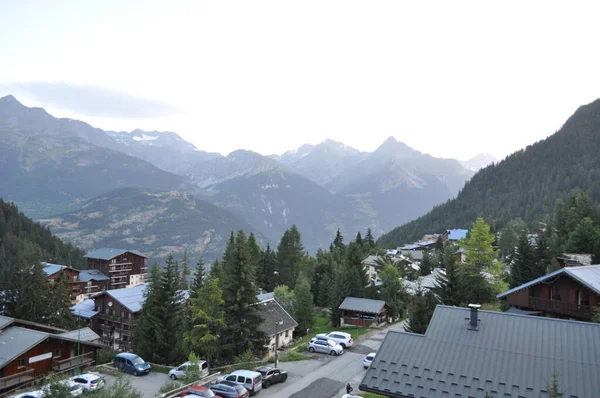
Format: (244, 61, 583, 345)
(1, 1, 599, 160)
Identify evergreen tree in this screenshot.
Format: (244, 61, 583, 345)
(355, 231, 363, 246)
(246, 232, 262, 274)
(464, 217, 496, 271)
(333, 229, 345, 249)
(420, 251, 434, 276)
(345, 241, 369, 290)
(566, 217, 600, 254)
(404, 289, 438, 334)
(189, 258, 205, 299)
(533, 223, 554, 274)
(329, 263, 354, 326)
(256, 243, 277, 292)
(184, 277, 226, 369)
(435, 236, 444, 251)
(221, 231, 266, 358)
(380, 263, 406, 320)
(510, 230, 537, 288)
(276, 225, 305, 288)
(434, 246, 462, 306)
(180, 249, 191, 291)
(208, 258, 223, 281)
(313, 250, 334, 307)
(16, 262, 51, 324)
(156, 255, 185, 364)
(47, 273, 76, 330)
(294, 273, 314, 333)
(133, 264, 163, 362)
(364, 228, 376, 249)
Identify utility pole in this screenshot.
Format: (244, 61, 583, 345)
(77, 310, 81, 375)
(274, 319, 283, 368)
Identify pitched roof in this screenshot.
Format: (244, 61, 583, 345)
(557, 253, 593, 266)
(447, 229, 468, 240)
(497, 264, 600, 298)
(402, 268, 444, 295)
(57, 327, 100, 342)
(71, 299, 98, 319)
(256, 299, 298, 337)
(256, 291, 274, 302)
(102, 283, 148, 312)
(79, 269, 110, 282)
(338, 297, 387, 314)
(0, 315, 15, 329)
(41, 262, 79, 276)
(84, 248, 146, 260)
(360, 305, 600, 398)
(0, 326, 48, 368)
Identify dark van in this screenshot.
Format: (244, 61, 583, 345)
(113, 353, 151, 376)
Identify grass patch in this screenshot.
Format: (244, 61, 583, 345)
(149, 363, 172, 374)
(278, 351, 309, 362)
(360, 393, 388, 398)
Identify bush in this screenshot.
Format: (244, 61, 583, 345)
(94, 374, 143, 398)
(97, 348, 119, 365)
(159, 380, 183, 394)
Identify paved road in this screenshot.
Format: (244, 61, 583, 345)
(261, 321, 406, 398)
(102, 370, 171, 397)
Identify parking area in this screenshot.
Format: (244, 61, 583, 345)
(100, 368, 171, 398)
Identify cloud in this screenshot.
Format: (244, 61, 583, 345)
(0, 81, 179, 118)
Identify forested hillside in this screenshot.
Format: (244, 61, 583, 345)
(378, 98, 600, 247)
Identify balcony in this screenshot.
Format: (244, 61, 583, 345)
(109, 264, 132, 273)
(528, 296, 594, 318)
(0, 368, 35, 390)
(52, 352, 94, 372)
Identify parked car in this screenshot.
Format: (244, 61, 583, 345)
(10, 391, 43, 398)
(169, 360, 209, 380)
(255, 366, 288, 388)
(315, 331, 353, 348)
(176, 385, 221, 397)
(308, 338, 344, 355)
(113, 352, 151, 375)
(218, 370, 262, 395)
(363, 352, 376, 369)
(70, 373, 105, 392)
(41, 380, 84, 396)
(209, 381, 249, 398)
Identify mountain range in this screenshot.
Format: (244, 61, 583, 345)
(377, 97, 600, 248)
(0, 94, 494, 261)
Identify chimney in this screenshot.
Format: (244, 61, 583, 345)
(468, 304, 481, 330)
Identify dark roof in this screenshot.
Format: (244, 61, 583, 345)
(41, 262, 79, 276)
(497, 264, 600, 298)
(84, 248, 146, 260)
(256, 299, 298, 337)
(360, 305, 600, 398)
(338, 297, 387, 314)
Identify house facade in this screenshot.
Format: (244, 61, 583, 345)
(77, 270, 110, 300)
(338, 297, 388, 327)
(85, 248, 148, 290)
(42, 263, 83, 304)
(0, 316, 101, 396)
(497, 265, 600, 320)
(255, 296, 298, 358)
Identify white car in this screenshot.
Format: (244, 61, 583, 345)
(168, 360, 209, 380)
(363, 352, 376, 369)
(10, 391, 44, 398)
(316, 331, 353, 348)
(41, 380, 84, 396)
(70, 373, 105, 392)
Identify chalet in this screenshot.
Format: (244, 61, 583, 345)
(556, 253, 592, 268)
(42, 263, 82, 304)
(85, 248, 148, 290)
(338, 297, 388, 327)
(497, 264, 600, 320)
(255, 298, 298, 358)
(402, 268, 444, 296)
(77, 269, 110, 300)
(454, 247, 467, 263)
(0, 315, 101, 396)
(359, 305, 600, 398)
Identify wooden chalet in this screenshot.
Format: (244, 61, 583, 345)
(338, 297, 389, 327)
(0, 316, 101, 396)
(42, 263, 82, 304)
(85, 248, 147, 290)
(497, 264, 600, 321)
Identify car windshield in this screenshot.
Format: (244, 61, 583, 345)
(132, 357, 145, 365)
(257, 369, 267, 376)
(367, 355, 374, 360)
(203, 389, 216, 398)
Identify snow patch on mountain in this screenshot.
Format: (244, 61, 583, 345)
(133, 133, 159, 142)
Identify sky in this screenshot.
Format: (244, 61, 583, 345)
(1, 1, 600, 161)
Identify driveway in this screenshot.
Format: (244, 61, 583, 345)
(101, 370, 171, 398)
(260, 320, 407, 398)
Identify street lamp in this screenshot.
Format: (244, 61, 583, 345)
(274, 319, 283, 368)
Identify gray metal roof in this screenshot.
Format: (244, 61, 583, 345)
(256, 299, 298, 337)
(497, 264, 600, 298)
(256, 292, 274, 302)
(402, 268, 444, 295)
(78, 269, 110, 282)
(57, 327, 100, 342)
(0, 327, 48, 368)
(71, 299, 98, 319)
(0, 315, 15, 329)
(84, 248, 146, 260)
(104, 283, 147, 312)
(338, 297, 387, 314)
(360, 305, 600, 398)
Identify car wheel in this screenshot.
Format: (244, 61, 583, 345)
(340, 343, 347, 349)
(134, 370, 139, 376)
(264, 380, 271, 388)
(170, 374, 177, 380)
(283, 375, 287, 382)
(308, 347, 315, 353)
(330, 350, 336, 356)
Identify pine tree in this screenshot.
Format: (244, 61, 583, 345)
(180, 249, 191, 291)
(510, 230, 535, 288)
(156, 255, 185, 364)
(208, 258, 223, 281)
(345, 241, 369, 290)
(420, 251, 434, 276)
(464, 217, 496, 271)
(434, 246, 462, 306)
(16, 262, 51, 324)
(184, 277, 226, 369)
(133, 264, 163, 362)
(189, 258, 205, 299)
(365, 228, 376, 249)
(404, 289, 438, 334)
(435, 236, 444, 251)
(294, 273, 314, 333)
(355, 231, 363, 246)
(567, 217, 600, 254)
(221, 231, 266, 358)
(276, 225, 305, 288)
(47, 273, 76, 330)
(333, 229, 345, 249)
(257, 243, 277, 292)
(246, 232, 262, 274)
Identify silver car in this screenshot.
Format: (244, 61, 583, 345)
(308, 338, 344, 355)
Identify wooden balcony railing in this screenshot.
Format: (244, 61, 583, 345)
(528, 296, 594, 318)
(52, 352, 94, 372)
(0, 368, 35, 389)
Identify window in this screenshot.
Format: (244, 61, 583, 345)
(53, 349, 61, 359)
(18, 358, 27, 369)
(285, 330, 289, 338)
